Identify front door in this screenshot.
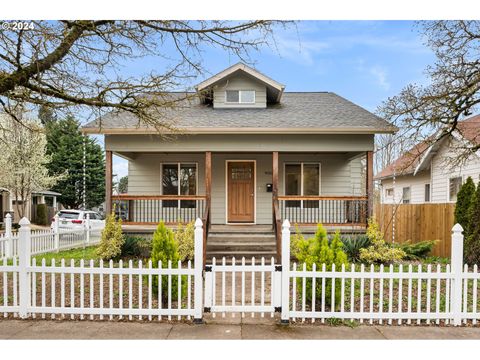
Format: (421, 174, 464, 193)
(227, 161, 255, 223)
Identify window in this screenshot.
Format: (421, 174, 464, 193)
(449, 176, 462, 202)
(284, 163, 320, 208)
(425, 183, 431, 202)
(225, 90, 255, 104)
(385, 188, 394, 197)
(162, 163, 197, 208)
(402, 187, 411, 204)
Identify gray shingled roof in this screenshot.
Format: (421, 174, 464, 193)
(82, 92, 396, 133)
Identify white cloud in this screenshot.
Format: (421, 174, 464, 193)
(113, 158, 128, 179)
(369, 66, 391, 91)
(270, 36, 331, 66)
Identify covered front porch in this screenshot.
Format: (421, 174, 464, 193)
(106, 150, 374, 236)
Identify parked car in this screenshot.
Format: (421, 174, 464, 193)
(51, 210, 105, 231)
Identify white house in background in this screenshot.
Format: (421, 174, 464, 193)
(376, 114, 480, 205)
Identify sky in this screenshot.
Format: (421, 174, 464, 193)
(106, 20, 436, 180)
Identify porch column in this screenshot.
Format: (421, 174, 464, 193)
(205, 151, 212, 206)
(105, 150, 113, 215)
(366, 150, 374, 219)
(272, 151, 281, 259)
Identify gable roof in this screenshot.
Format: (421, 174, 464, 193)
(196, 62, 285, 102)
(375, 114, 480, 180)
(82, 92, 397, 135)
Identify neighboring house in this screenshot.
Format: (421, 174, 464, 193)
(82, 63, 395, 257)
(0, 188, 61, 224)
(376, 115, 480, 205)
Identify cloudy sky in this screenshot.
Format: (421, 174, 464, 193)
(107, 20, 436, 179)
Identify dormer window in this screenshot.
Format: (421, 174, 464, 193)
(225, 90, 255, 104)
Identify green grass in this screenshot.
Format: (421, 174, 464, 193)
(32, 246, 99, 265)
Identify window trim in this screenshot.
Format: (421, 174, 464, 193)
(424, 183, 431, 203)
(160, 162, 198, 208)
(385, 188, 394, 197)
(402, 186, 411, 204)
(283, 162, 322, 209)
(224, 90, 256, 104)
(448, 176, 463, 203)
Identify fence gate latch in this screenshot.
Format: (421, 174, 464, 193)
(275, 265, 282, 272)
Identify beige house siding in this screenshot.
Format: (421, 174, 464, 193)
(106, 134, 375, 153)
(212, 73, 267, 109)
(126, 152, 365, 225)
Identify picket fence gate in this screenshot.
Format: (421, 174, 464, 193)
(1, 217, 480, 326)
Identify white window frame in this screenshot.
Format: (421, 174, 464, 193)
(402, 186, 411, 204)
(283, 162, 322, 209)
(225, 90, 256, 104)
(424, 183, 431, 203)
(448, 176, 463, 203)
(160, 162, 198, 208)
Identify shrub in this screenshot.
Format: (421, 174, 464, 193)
(150, 221, 186, 305)
(290, 224, 307, 260)
(359, 217, 406, 264)
(96, 210, 125, 260)
(342, 235, 371, 262)
(394, 240, 437, 260)
(35, 204, 48, 225)
(465, 182, 480, 264)
(121, 235, 151, 258)
(176, 221, 195, 261)
(293, 223, 348, 309)
(455, 176, 475, 236)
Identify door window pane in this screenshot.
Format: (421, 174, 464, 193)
(285, 164, 301, 207)
(162, 164, 178, 207)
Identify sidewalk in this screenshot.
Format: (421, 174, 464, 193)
(1, 316, 480, 339)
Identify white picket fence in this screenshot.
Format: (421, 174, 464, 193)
(0, 213, 101, 259)
(0, 216, 479, 325)
(0, 217, 204, 322)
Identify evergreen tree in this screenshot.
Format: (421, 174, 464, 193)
(38, 104, 57, 125)
(45, 116, 105, 209)
(465, 182, 480, 264)
(118, 176, 128, 194)
(454, 176, 476, 235)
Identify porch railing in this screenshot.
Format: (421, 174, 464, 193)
(277, 196, 368, 226)
(112, 195, 207, 224)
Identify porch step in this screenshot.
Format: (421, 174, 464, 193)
(206, 231, 277, 264)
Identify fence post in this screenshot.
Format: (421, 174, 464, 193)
(281, 219, 291, 325)
(4, 213, 12, 258)
(451, 223, 464, 326)
(53, 214, 60, 253)
(18, 217, 31, 319)
(193, 218, 204, 323)
(85, 213, 91, 246)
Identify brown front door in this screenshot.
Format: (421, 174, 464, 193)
(227, 161, 255, 223)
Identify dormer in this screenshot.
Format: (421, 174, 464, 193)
(196, 63, 285, 109)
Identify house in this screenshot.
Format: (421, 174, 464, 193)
(1, 188, 61, 225)
(82, 63, 395, 258)
(376, 114, 480, 205)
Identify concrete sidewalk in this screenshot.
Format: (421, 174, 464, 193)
(1, 317, 480, 339)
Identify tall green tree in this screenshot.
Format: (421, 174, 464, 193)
(465, 182, 480, 264)
(45, 116, 105, 209)
(454, 176, 476, 236)
(118, 176, 128, 194)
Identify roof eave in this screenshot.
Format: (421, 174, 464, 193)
(82, 126, 397, 135)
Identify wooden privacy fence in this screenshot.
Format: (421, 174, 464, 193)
(374, 203, 455, 258)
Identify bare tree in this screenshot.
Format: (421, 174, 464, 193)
(0, 20, 285, 129)
(378, 20, 480, 166)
